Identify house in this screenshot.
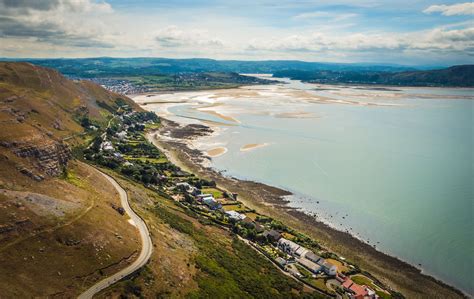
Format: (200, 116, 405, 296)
(277, 238, 301, 255)
(297, 257, 322, 274)
(203, 197, 222, 210)
(317, 260, 337, 276)
(304, 251, 337, 276)
(101, 141, 114, 151)
(304, 251, 322, 263)
(196, 194, 213, 201)
(225, 210, 246, 221)
(116, 131, 127, 140)
(263, 230, 282, 242)
(255, 223, 264, 233)
(176, 182, 198, 194)
(342, 278, 377, 299)
(275, 257, 287, 267)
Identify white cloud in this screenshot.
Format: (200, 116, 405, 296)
(154, 26, 223, 48)
(423, 2, 474, 16)
(0, 0, 115, 48)
(293, 11, 358, 21)
(246, 27, 474, 56)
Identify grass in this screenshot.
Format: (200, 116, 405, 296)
(123, 156, 168, 164)
(201, 188, 223, 199)
(243, 212, 259, 220)
(222, 204, 245, 212)
(351, 274, 373, 286)
(326, 258, 349, 274)
(64, 168, 85, 188)
(150, 203, 308, 299)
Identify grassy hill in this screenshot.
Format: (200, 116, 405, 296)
(0, 62, 319, 298)
(0, 62, 142, 297)
(273, 65, 474, 87)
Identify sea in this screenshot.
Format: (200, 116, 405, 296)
(134, 76, 473, 295)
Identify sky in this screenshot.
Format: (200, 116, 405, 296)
(0, 0, 473, 65)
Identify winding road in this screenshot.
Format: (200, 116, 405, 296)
(78, 171, 153, 299)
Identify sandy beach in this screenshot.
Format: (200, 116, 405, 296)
(206, 147, 228, 157)
(146, 119, 466, 299)
(240, 143, 269, 151)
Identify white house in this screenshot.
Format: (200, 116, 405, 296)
(225, 210, 246, 221)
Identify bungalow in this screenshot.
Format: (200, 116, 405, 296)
(277, 238, 301, 255)
(342, 278, 377, 299)
(116, 131, 127, 140)
(203, 197, 222, 210)
(225, 210, 246, 221)
(101, 141, 114, 151)
(176, 182, 198, 194)
(275, 257, 287, 268)
(196, 194, 213, 201)
(304, 251, 337, 276)
(296, 257, 322, 274)
(263, 230, 282, 242)
(318, 260, 337, 276)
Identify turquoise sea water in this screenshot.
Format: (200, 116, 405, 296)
(147, 80, 473, 294)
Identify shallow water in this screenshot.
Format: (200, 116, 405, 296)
(135, 78, 473, 294)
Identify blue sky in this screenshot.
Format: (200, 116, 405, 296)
(0, 0, 472, 65)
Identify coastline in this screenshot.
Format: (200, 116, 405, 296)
(148, 118, 467, 299)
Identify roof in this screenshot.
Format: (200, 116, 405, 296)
(349, 283, 369, 297)
(304, 251, 322, 263)
(263, 230, 281, 240)
(278, 238, 301, 252)
(342, 279, 354, 289)
(320, 260, 336, 270)
(342, 279, 369, 297)
(225, 210, 246, 220)
(297, 258, 322, 272)
(275, 257, 287, 265)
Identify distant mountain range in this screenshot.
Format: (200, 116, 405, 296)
(1, 57, 471, 87)
(3, 57, 421, 77)
(273, 65, 474, 87)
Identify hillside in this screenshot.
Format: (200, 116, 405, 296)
(0, 62, 321, 298)
(0, 62, 142, 297)
(273, 65, 474, 87)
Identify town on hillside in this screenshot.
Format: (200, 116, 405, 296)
(82, 103, 397, 299)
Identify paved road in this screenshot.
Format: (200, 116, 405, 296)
(78, 171, 153, 299)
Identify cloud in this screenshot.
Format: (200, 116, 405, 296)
(246, 27, 474, 57)
(293, 11, 358, 21)
(0, 0, 114, 48)
(154, 26, 223, 48)
(423, 2, 474, 16)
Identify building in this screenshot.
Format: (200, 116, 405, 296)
(225, 210, 246, 221)
(196, 194, 213, 201)
(262, 230, 282, 242)
(278, 238, 338, 276)
(296, 257, 322, 274)
(277, 238, 301, 255)
(275, 257, 287, 267)
(304, 251, 322, 263)
(116, 131, 127, 140)
(277, 238, 309, 257)
(176, 182, 198, 194)
(342, 278, 377, 299)
(304, 251, 337, 276)
(317, 260, 337, 276)
(203, 197, 222, 210)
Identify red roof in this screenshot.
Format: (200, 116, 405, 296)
(349, 283, 369, 297)
(342, 279, 354, 289)
(342, 278, 369, 298)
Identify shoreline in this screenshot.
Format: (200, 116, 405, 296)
(147, 118, 467, 299)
